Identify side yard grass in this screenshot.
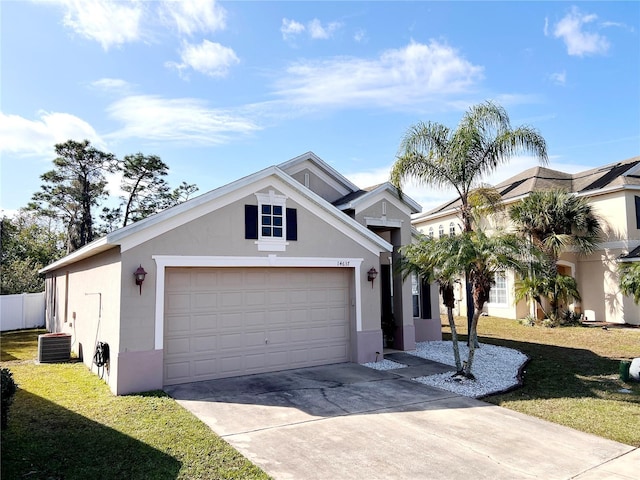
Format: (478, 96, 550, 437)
(445, 316, 640, 447)
(1, 329, 271, 480)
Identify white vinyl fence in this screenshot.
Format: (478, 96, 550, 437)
(0, 292, 45, 331)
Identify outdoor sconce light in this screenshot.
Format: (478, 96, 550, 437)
(134, 265, 147, 295)
(367, 267, 378, 288)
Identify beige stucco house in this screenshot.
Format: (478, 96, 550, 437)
(41, 152, 441, 395)
(412, 156, 640, 325)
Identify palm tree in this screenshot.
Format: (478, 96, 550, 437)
(391, 101, 548, 233)
(402, 230, 527, 378)
(509, 189, 602, 319)
(618, 261, 640, 304)
(391, 101, 548, 341)
(399, 237, 463, 373)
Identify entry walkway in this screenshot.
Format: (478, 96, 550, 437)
(165, 363, 637, 479)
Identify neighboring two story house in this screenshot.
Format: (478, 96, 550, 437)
(412, 156, 640, 325)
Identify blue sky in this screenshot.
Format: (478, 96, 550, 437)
(1, 1, 639, 215)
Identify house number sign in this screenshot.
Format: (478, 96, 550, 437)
(336, 260, 351, 267)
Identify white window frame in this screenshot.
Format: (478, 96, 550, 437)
(438, 224, 444, 238)
(255, 190, 288, 252)
(449, 222, 456, 237)
(488, 270, 508, 306)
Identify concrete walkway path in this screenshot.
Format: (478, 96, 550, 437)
(165, 363, 638, 480)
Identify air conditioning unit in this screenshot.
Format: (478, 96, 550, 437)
(38, 333, 72, 363)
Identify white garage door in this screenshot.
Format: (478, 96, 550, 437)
(163, 267, 351, 385)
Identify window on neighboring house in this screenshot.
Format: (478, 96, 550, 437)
(428, 226, 434, 238)
(438, 224, 444, 238)
(449, 222, 456, 237)
(245, 190, 297, 251)
(489, 271, 507, 305)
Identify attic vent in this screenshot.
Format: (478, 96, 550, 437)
(38, 333, 71, 363)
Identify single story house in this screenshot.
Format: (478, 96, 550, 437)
(412, 156, 640, 325)
(41, 152, 441, 395)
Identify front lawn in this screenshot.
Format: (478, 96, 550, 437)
(0, 329, 271, 480)
(446, 316, 640, 447)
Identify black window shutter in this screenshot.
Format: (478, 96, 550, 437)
(286, 208, 297, 241)
(245, 205, 258, 239)
(635, 196, 640, 229)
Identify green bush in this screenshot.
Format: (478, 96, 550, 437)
(560, 310, 582, 326)
(1, 368, 18, 429)
(518, 315, 537, 327)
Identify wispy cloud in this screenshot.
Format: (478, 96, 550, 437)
(281, 17, 342, 41)
(549, 71, 567, 86)
(90, 78, 134, 94)
(0, 111, 105, 156)
(159, 0, 227, 36)
(48, 0, 145, 51)
(166, 40, 239, 78)
(273, 40, 484, 109)
(105, 95, 261, 145)
(551, 6, 610, 57)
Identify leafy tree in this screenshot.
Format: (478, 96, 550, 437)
(29, 140, 118, 253)
(618, 261, 640, 304)
(0, 212, 65, 293)
(391, 100, 548, 341)
(509, 189, 601, 319)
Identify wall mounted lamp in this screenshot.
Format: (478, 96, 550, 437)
(367, 267, 378, 288)
(134, 265, 147, 295)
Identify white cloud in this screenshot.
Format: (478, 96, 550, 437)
(549, 71, 566, 86)
(167, 40, 239, 78)
(105, 95, 260, 144)
(281, 18, 305, 40)
(281, 17, 342, 41)
(90, 78, 133, 93)
(552, 6, 610, 56)
(354, 29, 367, 43)
(307, 18, 341, 39)
(54, 0, 144, 51)
(0, 111, 105, 156)
(160, 0, 226, 36)
(273, 40, 484, 109)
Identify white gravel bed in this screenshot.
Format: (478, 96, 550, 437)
(409, 341, 528, 398)
(362, 359, 407, 370)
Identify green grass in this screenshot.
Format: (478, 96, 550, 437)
(446, 316, 640, 447)
(0, 330, 271, 480)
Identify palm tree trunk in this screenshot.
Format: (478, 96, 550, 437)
(463, 308, 482, 379)
(447, 307, 462, 372)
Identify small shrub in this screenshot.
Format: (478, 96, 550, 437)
(519, 315, 537, 327)
(560, 310, 582, 326)
(1, 368, 18, 429)
(541, 318, 557, 328)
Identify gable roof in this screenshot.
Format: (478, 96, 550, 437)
(415, 156, 640, 221)
(278, 151, 360, 195)
(333, 182, 422, 214)
(41, 163, 393, 273)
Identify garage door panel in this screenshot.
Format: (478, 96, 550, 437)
(164, 267, 350, 385)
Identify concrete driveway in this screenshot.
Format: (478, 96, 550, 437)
(165, 362, 638, 480)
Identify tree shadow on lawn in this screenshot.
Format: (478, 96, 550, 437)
(446, 333, 640, 404)
(1, 389, 181, 480)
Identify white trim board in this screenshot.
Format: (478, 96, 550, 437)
(152, 255, 365, 350)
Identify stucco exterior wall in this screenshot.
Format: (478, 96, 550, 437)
(45, 247, 122, 393)
(290, 168, 346, 203)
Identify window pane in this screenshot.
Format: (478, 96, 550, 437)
(262, 216, 271, 225)
(262, 205, 271, 214)
(273, 217, 282, 226)
(273, 205, 282, 215)
(273, 227, 283, 237)
(262, 227, 271, 236)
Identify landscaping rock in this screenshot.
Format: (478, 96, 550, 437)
(629, 358, 640, 382)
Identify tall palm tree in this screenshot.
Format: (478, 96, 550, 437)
(509, 189, 602, 319)
(391, 101, 548, 233)
(391, 100, 548, 341)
